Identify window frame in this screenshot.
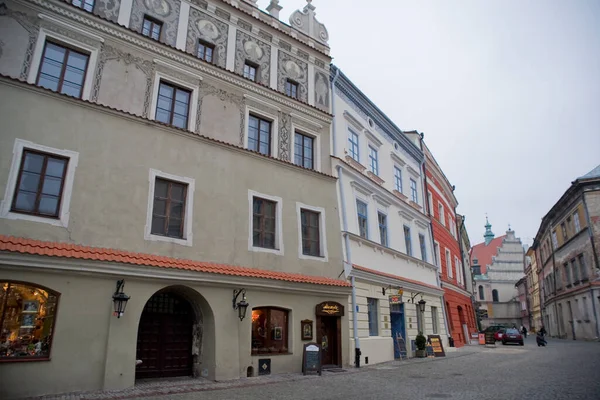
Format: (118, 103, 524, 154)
(296, 202, 328, 261)
(243, 60, 259, 81)
(293, 131, 315, 170)
(438, 202, 445, 226)
(404, 225, 412, 256)
(248, 190, 284, 255)
(142, 15, 163, 41)
(348, 129, 360, 161)
(478, 285, 484, 300)
(144, 169, 195, 247)
(197, 39, 215, 63)
(154, 80, 192, 129)
(492, 289, 499, 302)
(446, 249, 453, 278)
(71, 0, 95, 12)
(368, 145, 379, 175)
(573, 212, 581, 233)
(149, 71, 199, 132)
(378, 211, 388, 247)
(394, 166, 403, 193)
(1, 139, 79, 227)
(285, 79, 299, 98)
(410, 178, 418, 203)
(244, 106, 279, 157)
(419, 233, 427, 262)
(356, 200, 368, 239)
(434, 241, 441, 269)
(150, 177, 188, 240)
(578, 254, 588, 280)
(251, 307, 290, 355)
(35, 41, 90, 99)
(367, 297, 379, 336)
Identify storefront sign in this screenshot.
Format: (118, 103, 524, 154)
(302, 343, 322, 376)
(388, 294, 403, 305)
(427, 335, 446, 357)
(316, 302, 344, 317)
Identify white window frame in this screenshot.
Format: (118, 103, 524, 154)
(434, 241, 441, 269)
(393, 165, 403, 193)
(427, 191, 433, 216)
(1, 139, 79, 227)
(455, 256, 462, 284)
(368, 145, 379, 175)
(347, 128, 360, 162)
(573, 212, 581, 232)
(144, 168, 195, 246)
(291, 124, 321, 172)
(244, 105, 279, 157)
(150, 71, 200, 131)
(27, 27, 101, 101)
(409, 178, 418, 203)
(438, 202, 445, 226)
(552, 231, 558, 248)
(248, 189, 284, 255)
(296, 202, 328, 262)
(446, 248, 453, 278)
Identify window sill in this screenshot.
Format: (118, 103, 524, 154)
(250, 245, 284, 256)
(0, 209, 68, 227)
(251, 352, 292, 356)
(299, 253, 328, 262)
(145, 232, 192, 247)
(0, 357, 51, 363)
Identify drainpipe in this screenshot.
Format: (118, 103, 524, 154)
(417, 134, 451, 345)
(330, 66, 341, 158)
(336, 165, 361, 367)
(582, 191, 600, 338)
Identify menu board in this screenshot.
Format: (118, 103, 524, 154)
(302, 343, 322, 376)
(485, 331, 496, 345)
(427, 335, 446, 357)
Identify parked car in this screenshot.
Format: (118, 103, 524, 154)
(481, 325, 505, 341)
(494, 329, 506, 341)
(502, 328, 524, 346)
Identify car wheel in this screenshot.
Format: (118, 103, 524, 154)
(502, 340, 506, 345)
(519, 341, 524, 346)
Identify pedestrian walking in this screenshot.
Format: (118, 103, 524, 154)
(521, 326, 528, 338)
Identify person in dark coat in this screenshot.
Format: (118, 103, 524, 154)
(521, 326, 528, 338)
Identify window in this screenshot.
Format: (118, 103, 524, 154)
(427, 191, 433, 216)
(431, 306, 439, 334)
(583, 297, 590, 320)
(416, 302, 424, 334)
(438, 203, 445, 226)
(72, 0, 94, 12)
(251, 307, 289, 354)
(150, 178, 187, 239)
(248, 115, 272, 156)
(36, 41, 89, 98)
(197, 40, 214, 63)
(555, 265, 563, 290)
(142, 16, 162, 40)
(243, 61, 258, 81)
(155, 81, 191, 129)
(571, 258, 580, 284)
(404, 225, 412, 256)
(410, 179, 418, 203)
(378, 212, 388, 247)
(573, 212, 581, 232)
(348, 130, 359, 161)
(419, 234, 427, 262)
(285, 79, 298, 98)
(10, 150, 68, 218)
(367, 298, 378, 336)
(300, 209, 320, 256)
(552, 231, 558, 248)
(561, 222, 568, 242)
(434, 242, 441, 268)
(294, 132, 314, 169)
(564, 263, 571, 286)
(478, 285, 484, 300)
(579, 254, 588, 280)
(0, 282, 59, 361)
(446, 249, 452, 278)
(368, 146, 379, 175)
(394, 167, 402, 192)
(455, 257, 462, 284)
(492, 289, 499, 302)
(253, 197, 277, 249)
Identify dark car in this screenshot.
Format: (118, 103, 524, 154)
(502, 328, 524, 346)
(482, 325, 505, 341)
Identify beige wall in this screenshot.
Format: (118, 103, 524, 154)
(0, 81, 342, 279)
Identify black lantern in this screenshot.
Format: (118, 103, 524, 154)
(418, 298, 427, 314)
(112, 279, 130, 318)
(233, 289, 249, 321)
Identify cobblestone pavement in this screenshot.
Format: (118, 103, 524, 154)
(27, 336, 600, 400)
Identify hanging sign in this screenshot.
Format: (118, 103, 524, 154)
(316, 302, 344, 317)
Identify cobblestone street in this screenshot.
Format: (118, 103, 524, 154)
(28, 337, 600, 400)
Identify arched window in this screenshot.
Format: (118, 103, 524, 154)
(251, 307, 289, 355)
(492, 289, 499, 302)
(0, 282, 59, 360)
(478, 285, 484, 300)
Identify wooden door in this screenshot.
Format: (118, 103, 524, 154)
(318, 316, 338, 367)
(136, 292, 193, 379)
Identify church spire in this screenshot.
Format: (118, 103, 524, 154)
(484, 216, 495, 245)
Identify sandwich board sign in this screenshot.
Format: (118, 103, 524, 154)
(302, 343, 322, 376)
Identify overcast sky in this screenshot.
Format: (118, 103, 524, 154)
(261, 0, 600, 246)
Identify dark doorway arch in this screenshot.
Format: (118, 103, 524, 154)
(136, 290, 194, 379)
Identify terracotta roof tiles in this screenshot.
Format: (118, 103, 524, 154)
(470, 235, 506, 274)
(0, 235, 351, 287)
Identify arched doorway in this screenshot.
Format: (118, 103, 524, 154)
(457, 306, 467, 345)
(136, 290, 194, 379)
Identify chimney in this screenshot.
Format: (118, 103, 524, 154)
(267, 0, 282, 19)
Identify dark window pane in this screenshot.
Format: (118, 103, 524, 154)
(18, 172, 40, 192)
(38, 195, 59, 215)
(153, 199, 166, 216)
(171, 184, 185, 201)
(154, 179, 168, 198)
(14, 192, 36, 211)
(170, 203, 183, 219)
(151, 215, 166, 234)
(45, 158, 66, 177)
(41, 176, 62, 196)
(167, 218, 182, 236)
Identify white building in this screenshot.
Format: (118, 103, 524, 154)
(330, 66, 448, 366)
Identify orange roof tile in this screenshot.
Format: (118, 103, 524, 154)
(0, 235, 350, 287)
(470, 235, 506, 274)
(353, 264, 441, 291)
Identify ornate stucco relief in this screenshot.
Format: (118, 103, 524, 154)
(130, 0, 181, 47)
(234, 30, 270, 86)
(314, 70, 329, 110)
(186, 7, 228, 69)
(258, 30, 272, 43)
(214, 8, 230, 20)
(190, 0, 207, 9)
(0, 3, 40, 80)
(197, 81, 245, 139)
(277, 51, 308, 103)
(94, 0, 121, 22)
(237, 19, 252, 31)
(314, 58, 325, 69)
(278, 111, 291, 161)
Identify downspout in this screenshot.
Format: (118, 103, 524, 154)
(582, 191, 600, 338)
(417, 133, 451, 345)
(330, 66, 341, 158)
(336, 165, 360, 367)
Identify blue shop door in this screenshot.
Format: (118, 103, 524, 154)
(390, 303, 406, 359)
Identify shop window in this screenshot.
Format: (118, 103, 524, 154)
(251, 307, 289, 354)
(0, 282, 59, 361)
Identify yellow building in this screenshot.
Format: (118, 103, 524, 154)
(526, 247, 542, 332)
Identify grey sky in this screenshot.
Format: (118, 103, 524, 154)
(260, 0, 600, 245)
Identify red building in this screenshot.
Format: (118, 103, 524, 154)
(423, 143, 478, 347)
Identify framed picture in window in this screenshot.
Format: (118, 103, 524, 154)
(21, 313, 36, 328)
(301, 319, 313, 341)
(273, 327, 283, 341)
(22, 300, 39, 313)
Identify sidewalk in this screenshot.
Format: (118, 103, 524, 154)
(24, 346, 483, 400)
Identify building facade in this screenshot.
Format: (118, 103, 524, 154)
(422, 143, 477, 347)
(525, 246, 542, 332)
(457, 213, 478, 336)
(515, 276, 529, 330)
(330, 66, 447, 366)
(533, 165, 600, 340)
(471, 220, 525, 328)
(0, 0, 352, 398)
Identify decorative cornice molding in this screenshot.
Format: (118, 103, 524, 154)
(390, 151, 406, 167)
(343, 110, 364, 131)
(350, 180, 373, 197)
(364, 128, 383, 148)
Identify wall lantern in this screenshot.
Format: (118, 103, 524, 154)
(112, 279, 130, 318)
(233, 289, 249, 321)
(418, 298, 427, 314)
